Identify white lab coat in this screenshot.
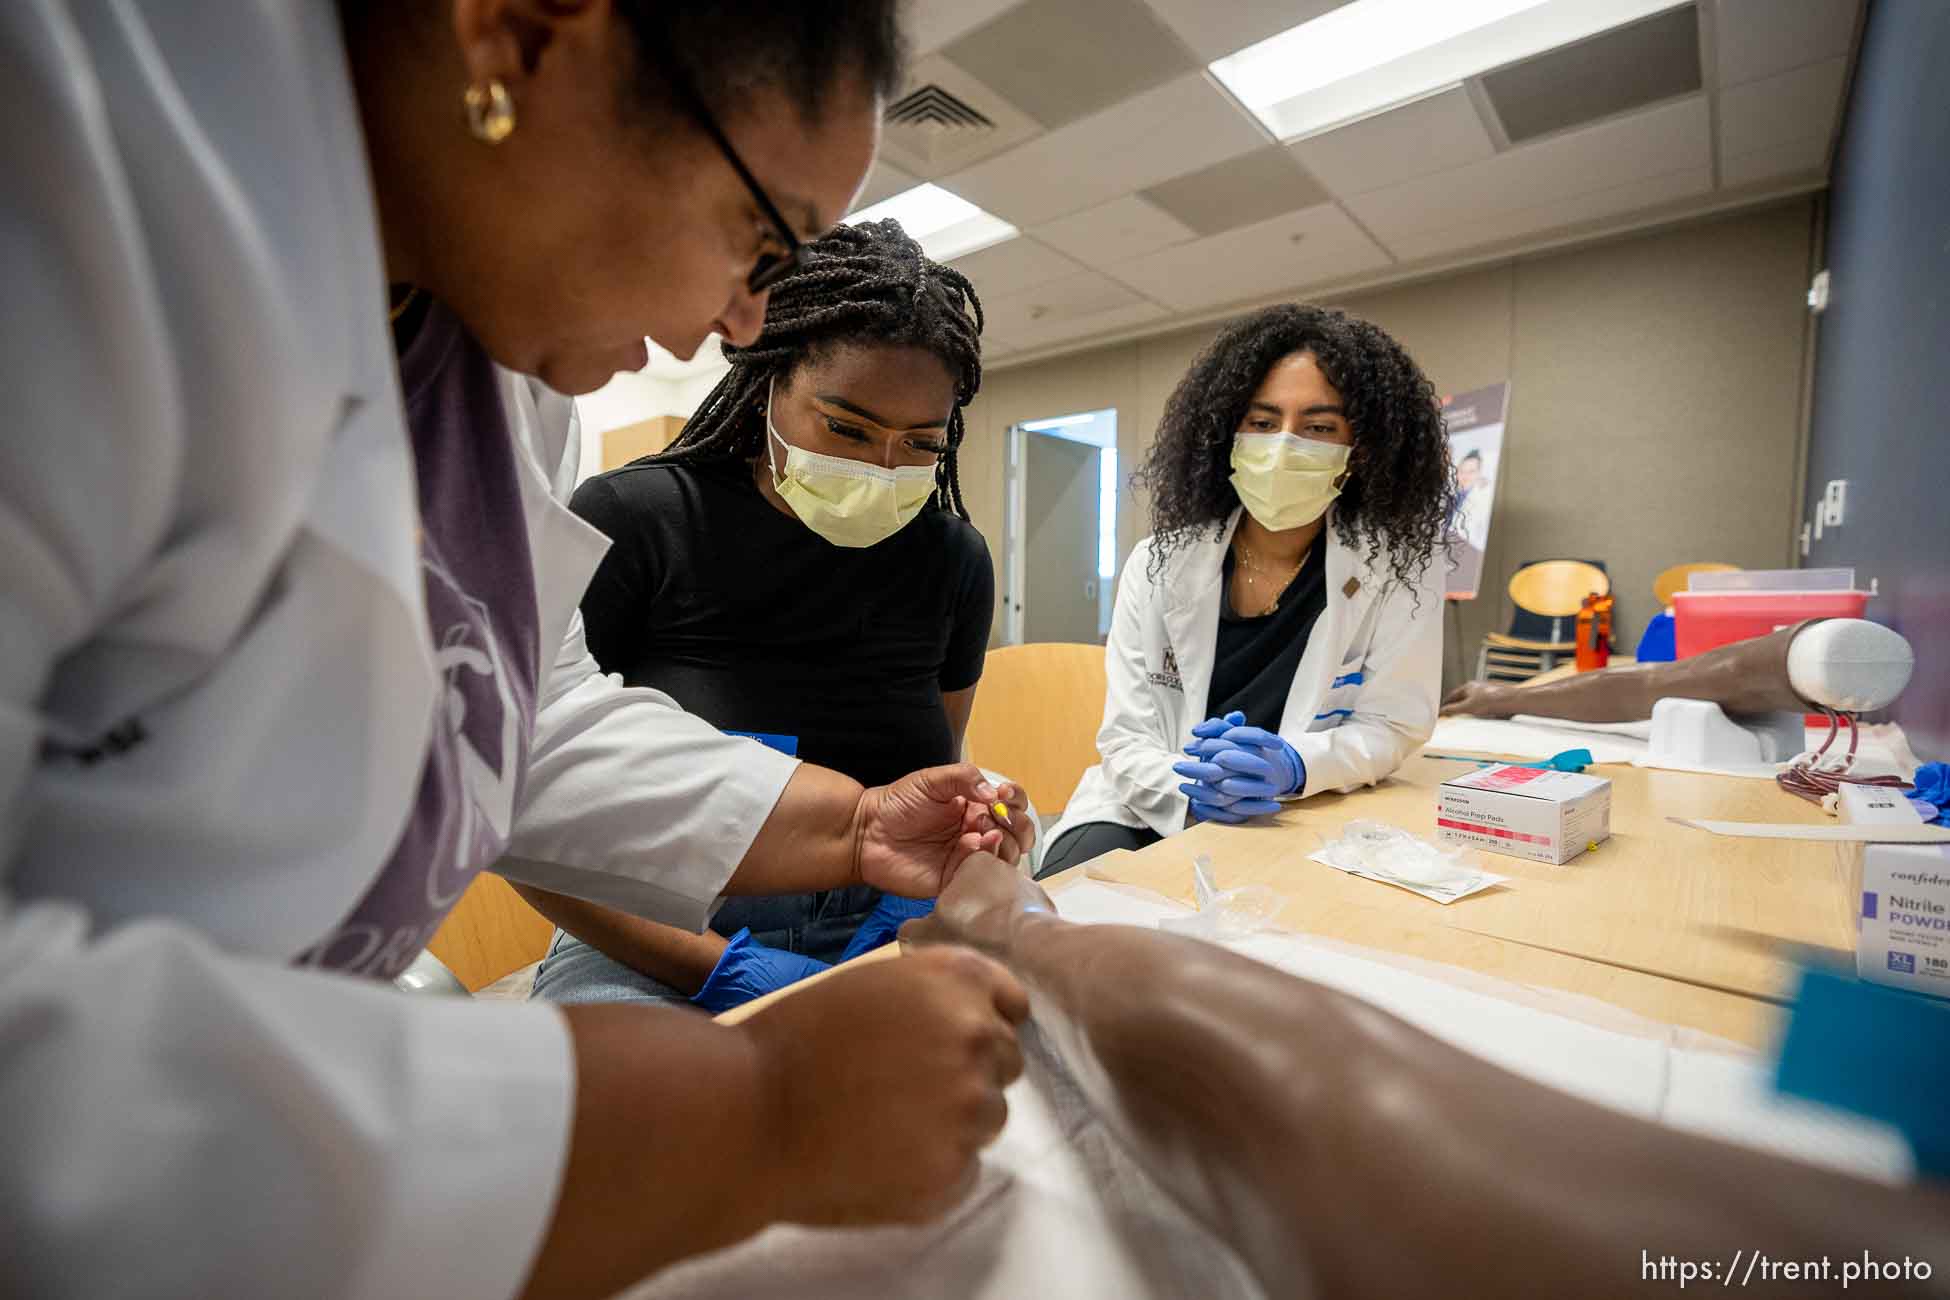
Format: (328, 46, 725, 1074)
(1050, 508, 1443, 846)
(1, 4, 797, 1297)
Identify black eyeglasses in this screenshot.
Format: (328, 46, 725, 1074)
(649, 42, 804, 294)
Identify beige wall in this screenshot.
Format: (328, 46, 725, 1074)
(962, 200, 1817, 680)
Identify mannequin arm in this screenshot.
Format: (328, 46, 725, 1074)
(904, 855, 1950, 1298)
(1443, 624, 1809, 722)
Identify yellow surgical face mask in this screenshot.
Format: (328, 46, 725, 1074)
(1228, 431, 1350, 532)
(765, 381, 937, 548)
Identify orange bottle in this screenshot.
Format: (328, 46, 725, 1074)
(1575, 592, 1614, 671)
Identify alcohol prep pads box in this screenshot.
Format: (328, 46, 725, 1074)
(1841, 783, 1950, 999)
(1436, 765, 1612, 865)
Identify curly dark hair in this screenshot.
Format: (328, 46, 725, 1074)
(1135, 303, 1454, 590)
(657, 219, 984, 520)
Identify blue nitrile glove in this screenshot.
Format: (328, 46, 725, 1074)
(1189, 710, 1247, 742)
(840, 893, 936, 962)
(1174, 711, 1260, 821)
(690, 928, 831, 1014)
(1208, 725, 1306, 806)
(1183, 788, 1251, 823)
(1178, 712, 1246, 775)
(1912, 762, 1950, 825)
(1174, 773, 1277, 819)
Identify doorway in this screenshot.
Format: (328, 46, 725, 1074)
(1003, 409, 1118, 645)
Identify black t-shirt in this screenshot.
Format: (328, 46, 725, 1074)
(1204, 538, 1328, 731)
(570, 457, 993, 789)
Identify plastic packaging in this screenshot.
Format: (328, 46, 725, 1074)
(1324, 821, 1473, 884)
(1687, 567, 1855, 593)
(1311, 821, 1509, 903)
(1158, 854, 1286, 940)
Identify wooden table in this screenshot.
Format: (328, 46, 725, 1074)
(1048, 754, 1853, 1049)
(1525, 655, 1636, 687)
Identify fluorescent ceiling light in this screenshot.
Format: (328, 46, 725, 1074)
(1210, 0, 1691, 142)
(848, 183, 1018, 262)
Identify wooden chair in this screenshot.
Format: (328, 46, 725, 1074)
(423, 643, 1112, 993)
(1478, 560, 1611, 684)
(425, 873, 556, 993)
(1653, 561, 1738, 610)
(965, 642, 1108, 816)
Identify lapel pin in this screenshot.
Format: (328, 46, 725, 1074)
(1343, 576, 1361, 599)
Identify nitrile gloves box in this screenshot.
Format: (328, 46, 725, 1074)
(1841, 783, 1950, 1000)
(1435, 764, 1612, 865)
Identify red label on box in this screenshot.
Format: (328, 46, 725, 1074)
(1469, 766, 1547, 790)
(1437, 816, 1549, 845)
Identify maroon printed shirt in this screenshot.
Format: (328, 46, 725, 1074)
(297, 299, 540, 978)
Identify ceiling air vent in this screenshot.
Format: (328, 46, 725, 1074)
(887, 84, 995, 133)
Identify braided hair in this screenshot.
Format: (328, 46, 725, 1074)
(659, 219, 985, 520)
(1135, 303, 1454, 591)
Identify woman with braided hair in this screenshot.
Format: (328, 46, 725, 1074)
(523, 218, 999, 1010)
(5, 3, 1041, 1292)
(1043, 303, 1454, 875)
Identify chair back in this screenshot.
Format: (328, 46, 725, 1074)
(1653, 561, 1738, 609)
(426, 874, 556, 993)
(965, 642, 1108, 815)
(1507, 560, 1610, 643)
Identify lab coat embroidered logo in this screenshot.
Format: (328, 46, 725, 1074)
(1149, 645, 1184, 692)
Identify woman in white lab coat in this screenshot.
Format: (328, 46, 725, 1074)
(1044, 305, 1453, 875)
(1, 5, 1031, 1299)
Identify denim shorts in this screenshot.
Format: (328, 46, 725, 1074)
(529, 885, 882, 1008)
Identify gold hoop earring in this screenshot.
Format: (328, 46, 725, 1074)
(464, 80, 516, 144)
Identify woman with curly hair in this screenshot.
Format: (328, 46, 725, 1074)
(1042, 303, 1453, 875)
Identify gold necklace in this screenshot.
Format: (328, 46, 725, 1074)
(388, 286, 421, 323)
(1233, 541, 1305, 614)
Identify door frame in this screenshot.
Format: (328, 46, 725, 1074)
(1001, 409, 1118, 646)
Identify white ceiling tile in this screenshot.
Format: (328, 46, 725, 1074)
(1005, 301, 1172, 354)
(1139, 0, 1351, 62)
(943, 0, 1197, 131)
(1028, 195, 1198, 267)
(949, 236, 1086, 302)
(983, 270, 1150, 340)
(1105, 203, 1393, 312)
(977, 264, 1172, 352)
(1721, 135, 1830, 188)
(905, 0, 1029, 57)
(1288, 87, 1497, 198)
(847, 160, 918, 216)
(1718, 56, 1848, 159)
(1344, 95, 1711, 242)
(1714, 0, 1859, 87)
(978, 322, 1021, 351)
(1382, 165, 1711, 261)
(940, 73, 1269, 228)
